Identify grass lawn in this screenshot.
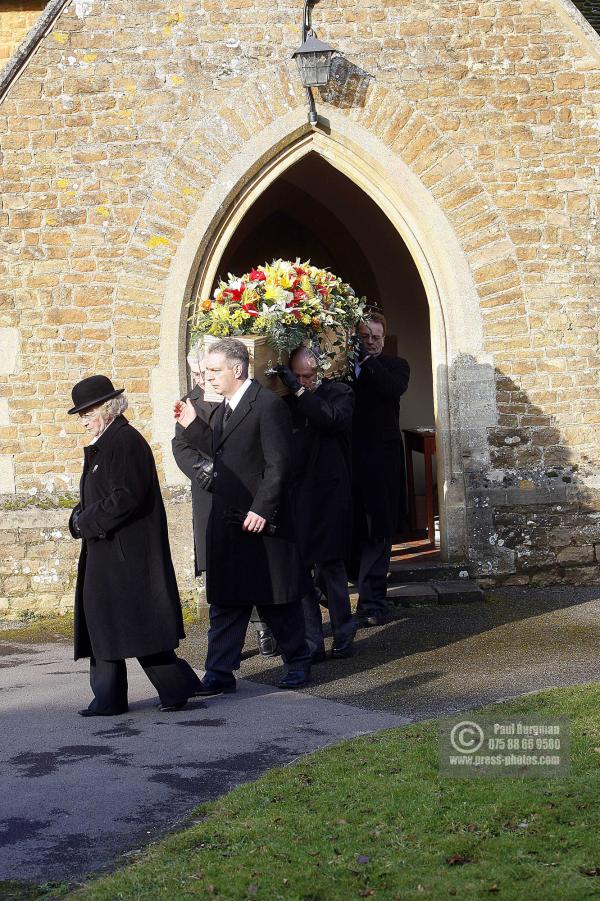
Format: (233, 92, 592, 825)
(0, 603, 203, 646)
(16, 683, 600, 900)
(0, 615, 74, 644)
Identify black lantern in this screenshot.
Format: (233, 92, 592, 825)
(292, 31, 335, 88)
(292, 0, 336, 125)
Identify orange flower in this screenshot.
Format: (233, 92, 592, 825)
(201, 299, 213, 311)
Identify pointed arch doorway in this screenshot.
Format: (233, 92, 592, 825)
(192, 152, 439, 562)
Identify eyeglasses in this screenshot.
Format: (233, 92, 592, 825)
(79, 409, 100, 421)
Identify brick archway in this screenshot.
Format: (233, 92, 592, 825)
(119, 65, 525, 563)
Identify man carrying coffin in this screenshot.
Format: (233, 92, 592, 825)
(352, 311, 411, 626)
(276, 347, 357, 661)
(173, 337, 312, 692)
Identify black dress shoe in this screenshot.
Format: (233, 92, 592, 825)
(359, 614, 384, 627)
(79, 707, 128, 717)
(278, 670, 311, 689)
(257, 629, 279, 657)
(157, 700, 188, 712)
(331, 642, 354, 659)
(192, 675, 236, 697)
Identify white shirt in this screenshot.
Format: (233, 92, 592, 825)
(226, 377, 253, 412)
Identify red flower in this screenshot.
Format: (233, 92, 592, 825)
(248, 268, 266, 282)
(223, 282, 246, 303)
(294, 266, 307, 277)
(242, 302, 258, 317)
(292, 309, 302, 320)
(317, 285, 329, 297)
(293, 289, 307, 303)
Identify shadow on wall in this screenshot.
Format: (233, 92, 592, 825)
(318, 56, 374, 110)
(441, 354, 598, 583)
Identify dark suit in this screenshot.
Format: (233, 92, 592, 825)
(182, 380, 311, 677)
(70, 415, 201, 713)
(172, 385, 218, 574)
(286, 380, 356, 653)
(352, 354, 410, 619)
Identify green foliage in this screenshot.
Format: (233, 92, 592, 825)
(1, 493, 78, 511)
(0, 614, 73, 643)
(190, 259, 366, 373)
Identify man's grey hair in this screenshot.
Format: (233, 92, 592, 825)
(100, 394, 129, 419)
(207, 338, 249, 375)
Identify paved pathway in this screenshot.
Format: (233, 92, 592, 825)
(2, 586, 600, 886)
(0, 642, 407, 885)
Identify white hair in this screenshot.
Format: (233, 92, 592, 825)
(100, 394, 129, 419)
(187, 341, 205, 372)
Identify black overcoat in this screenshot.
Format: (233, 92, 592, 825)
(352, 354, 411, 540)
(69, 415, 185, 661)
(182, 380, 304, 608)
(285, 380, 354, 564)
(171, 385, 219, 574)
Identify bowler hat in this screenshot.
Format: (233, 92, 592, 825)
(68, 375, 124, 414)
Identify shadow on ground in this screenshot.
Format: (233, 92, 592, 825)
(182, 586, 600, 717)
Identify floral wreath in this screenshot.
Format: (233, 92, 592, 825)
(190, 259, 366, 372)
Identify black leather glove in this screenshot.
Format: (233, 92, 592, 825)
(273, 364, 301, 393)
(72, 508, 81, 536)
(193, 458, 214, 492)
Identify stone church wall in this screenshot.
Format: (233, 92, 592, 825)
(0, 0, 599, 615)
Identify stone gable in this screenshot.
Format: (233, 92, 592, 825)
(0, 0, 599, 615)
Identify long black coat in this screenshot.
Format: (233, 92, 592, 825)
(182, 381, 304, 607)
(352, 354, 411, 540)
(70, 416, 185, 661)
(285, 380, 354, 564)
(172, 385, 219, 574)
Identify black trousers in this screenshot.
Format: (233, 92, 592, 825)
(205, 602, 311, 677)
(355, 538, 392, 617)
(249, 606, 270, 634)
(302, 559, 356, 653)
(87, 651, 203, 714)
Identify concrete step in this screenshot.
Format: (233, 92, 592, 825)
(387, 583, 439, 606)
(388, 561, 471, 583)
(388, 579, 484, 607)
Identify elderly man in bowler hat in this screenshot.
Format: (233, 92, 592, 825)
(69, 374, 202, 716)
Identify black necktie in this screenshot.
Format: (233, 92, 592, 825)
(223, 402, 232, 424)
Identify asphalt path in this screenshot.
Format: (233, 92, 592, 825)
(2, 586, 600, 887)
(0, 641, 407, 886)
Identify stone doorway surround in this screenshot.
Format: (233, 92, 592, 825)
(123, 72, 524, 572)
